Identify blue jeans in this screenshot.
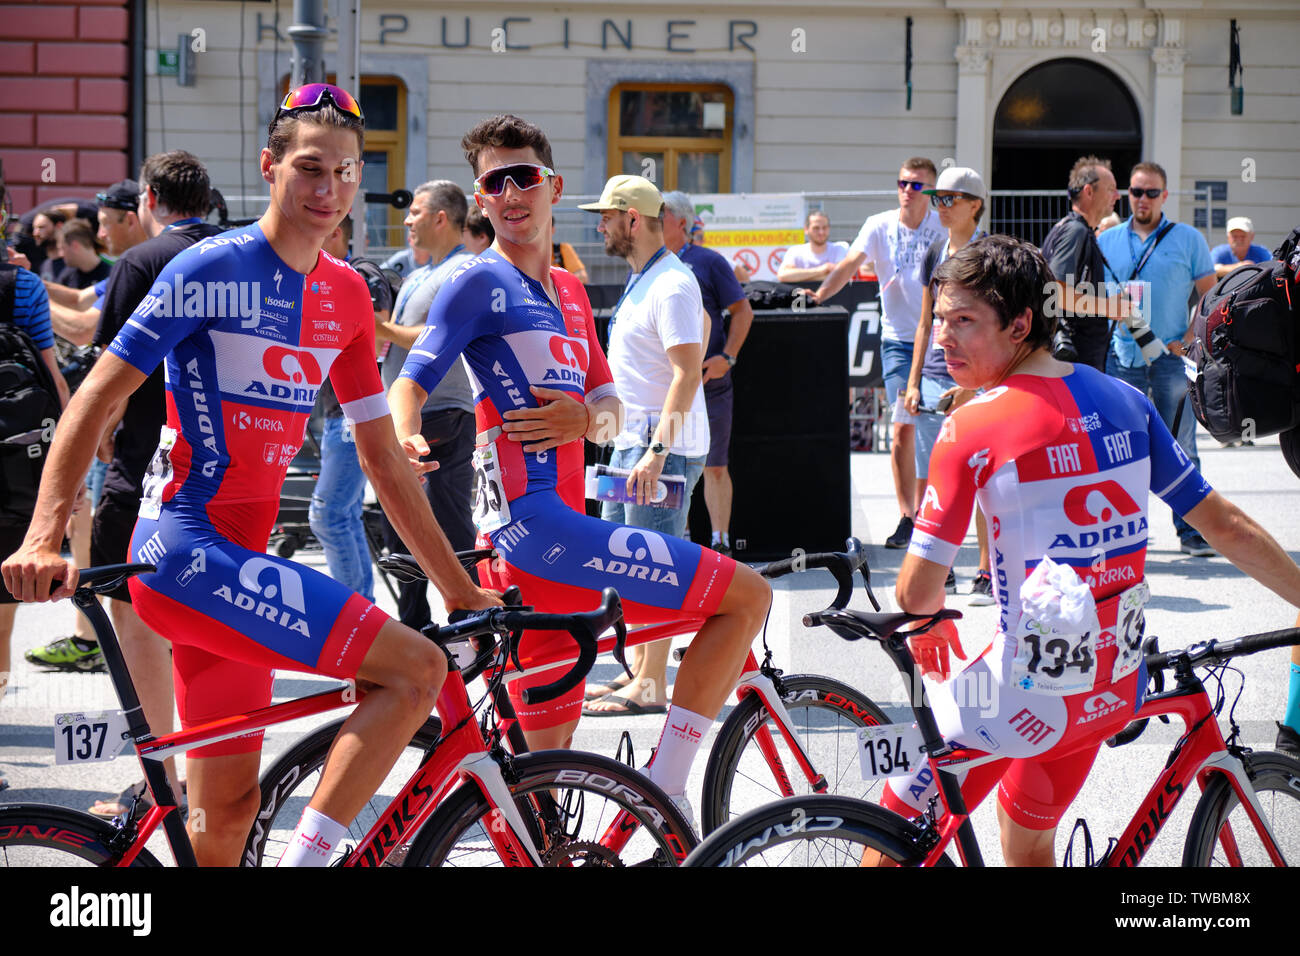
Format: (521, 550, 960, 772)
(880, 338, 917, 426)
(309, 415, 374, 601)
(600, 445, 705, 539)
(1106, 348, 1200, 539)
(914, 373, 957, 480)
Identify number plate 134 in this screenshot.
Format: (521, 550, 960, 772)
(53, 711, 132, 765)
(856, 722, 926, 780)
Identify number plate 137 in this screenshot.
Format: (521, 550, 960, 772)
(856, 722, 926, 780)
(53, 711, 131, 765)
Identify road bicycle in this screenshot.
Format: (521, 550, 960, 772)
(683, 601, 1300, 867)
(245, 540, 893, 861)
(0, 563, 696, 867)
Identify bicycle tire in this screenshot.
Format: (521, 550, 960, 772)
(701, 673, 889, 834)
(685, 794, 948, 867)
(403, 750, 698, 867)
(0, 804, 163, 867)
(242, 715, 443, 867)
(1182, 750, 1300, 867)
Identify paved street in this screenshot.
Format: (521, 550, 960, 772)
(3, 427, 1297, 866)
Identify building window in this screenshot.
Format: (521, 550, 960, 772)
(607, 83, 732, 193)
(281, 75, 407, 249)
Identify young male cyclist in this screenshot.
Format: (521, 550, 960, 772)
(388, 114, 770, 821)
(2, 84, 499, 866)
(886, 235, 1300, 865)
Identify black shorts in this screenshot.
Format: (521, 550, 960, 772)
(704, 384, 733, 468)
(90, 496, 139, 602)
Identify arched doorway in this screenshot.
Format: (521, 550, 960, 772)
(991, 59, 1142, 244)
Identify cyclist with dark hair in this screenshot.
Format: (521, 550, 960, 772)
(3, 85, 499, 866)
(882, 234, 1300, 865)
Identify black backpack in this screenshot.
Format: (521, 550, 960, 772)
(1186, 227, 1300, 445)
(0, 265, 63, 525)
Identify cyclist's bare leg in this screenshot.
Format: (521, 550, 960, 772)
(305, 618, 447, 827)
(186, 750, 262, 866)
(522, 720, 575, 751)
(668, 562, 769, 719)
(997, 802, 1056, 866)
(0, 603, 15, 701)
(111, 597, 182, 797)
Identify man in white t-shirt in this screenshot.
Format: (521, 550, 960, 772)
(812, 157, 944, 549)
(777, 210, 848, 283)
(579, 174, 709, 716)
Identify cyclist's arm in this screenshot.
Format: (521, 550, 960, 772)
(1, 352, 146, 601)
(49, 300, 100, 346)
(388, 377, 429, 455)
(1184, 491, 1300, 609)
(896, 553, 950, 615)
(352, 416, 499, 611)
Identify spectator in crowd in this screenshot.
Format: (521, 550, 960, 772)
(1041, 156, 1132, 372)
(905, 167, 991, 601)
(1212, 217, 1272, 278)
(96, 180, 148, 258)
(375, 181, 478, 630)
(579, 176, 709, 718)
(31, 209, 67, 281)
(462, 204, 494, 253)
(551, 220, 589, 283)
(1098, 161, 1217, 557)
(777, 211, 848, 283)
(307, 215, 394, 604)
(50, 219, 111, 290)
(381, 241, 432, 280)
(82, 151, 221, 817)
(1, 187, 71, 786)
(813, 157, 944, 549)
(1096, 212, 1121, 236)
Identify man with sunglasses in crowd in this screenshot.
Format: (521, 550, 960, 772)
(1097, 161, 1217, 557)
(812, 159, 944, 550)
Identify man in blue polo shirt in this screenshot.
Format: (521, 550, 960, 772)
(1211, 216, 1272, 279)
(1099, 161, 1217, 556)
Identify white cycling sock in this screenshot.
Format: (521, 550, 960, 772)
(646, 704, 711, 796)
(278, 806, 347, 867)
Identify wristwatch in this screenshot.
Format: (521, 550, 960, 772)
(649, 440, 668, 457)
(722, 352, 737, 367)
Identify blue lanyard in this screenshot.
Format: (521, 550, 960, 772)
(163, 217, 203, 231)
(610, 246, 668, 331)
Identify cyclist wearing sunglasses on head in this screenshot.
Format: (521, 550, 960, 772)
(881, 235, 1300, 866)
(2, 83, 501, 867)
(389, 114, 771, 823)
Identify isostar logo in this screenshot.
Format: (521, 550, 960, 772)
(212, 556, 310, 637)
(584, 527, 679, 585)
(1051, 480, 1145, 550)
(232, 410, 285, 433)
(244, 347, 324, 403)
(1076, 690, 1125, 725)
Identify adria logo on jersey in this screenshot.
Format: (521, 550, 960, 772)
(584, 527, 679, 585)
(236, 344, 329, 404)
(1052, 480, 1146, 551)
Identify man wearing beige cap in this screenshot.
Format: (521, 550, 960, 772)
(579, 175, 711, 718)
(1212, 216, 1272, 278)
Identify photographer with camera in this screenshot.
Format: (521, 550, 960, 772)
(1098, 161, 1217, 557)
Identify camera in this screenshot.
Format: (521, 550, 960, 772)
(1122, 281, 1167, 364)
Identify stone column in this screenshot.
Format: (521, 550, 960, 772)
(955, 44, 992, 173)
(1150, 18, 1188, 221)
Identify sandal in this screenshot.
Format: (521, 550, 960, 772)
(88, 778, 187, 819)
(581, 693, 668, 718)
(583, 674, 633, 702)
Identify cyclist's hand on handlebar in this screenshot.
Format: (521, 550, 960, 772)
(442, 584, 505, 616)
(2, 543, 78, 603)
(909, 617, 966, 681)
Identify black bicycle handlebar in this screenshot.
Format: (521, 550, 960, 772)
(1143, 626, 1300, 674)
(73, 563, 157, 599)
(756, 537, 880, 611)
(378, 549, 495, 583)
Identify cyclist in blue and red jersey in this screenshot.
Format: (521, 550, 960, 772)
(389, 114, 771, 820)
(2, 84, 500, 866)
(882, 235, 1300, 865)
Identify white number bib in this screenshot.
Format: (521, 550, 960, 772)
(471, 444, 511, 534)
(1109, 581, 1150, 684)
(856, 722, 926, 780)
(138, 426, 176, 520)
(1012, 619, 1097, 696)
(53, 710, 132, 765)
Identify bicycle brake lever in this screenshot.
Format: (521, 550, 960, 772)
(612, 617, 631, 679)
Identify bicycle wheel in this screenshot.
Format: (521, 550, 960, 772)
(243, 715, 442, 867)
(701, 674, 889, 834)
(0, 805, 163, 867)
(685, 794, 947, 867)
(1182, 750, 1300, 866)
(403, 750, 697, 867)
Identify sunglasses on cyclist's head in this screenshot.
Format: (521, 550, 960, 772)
(1128, 186, 1164, 199)
(474, 163, 556, 197)
(930, 193, 976, 208)
(898, 179, 931, 192)
(271, 83, 364, 131)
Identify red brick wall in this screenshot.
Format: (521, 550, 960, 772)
(0, 0, 130, 214)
